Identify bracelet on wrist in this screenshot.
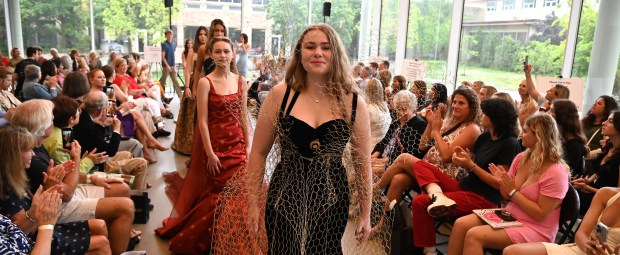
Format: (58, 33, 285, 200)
(38, 224, 54, 231)
(470, 163, 477, 172)
(509, 189, 518, 199)
(25, 210, 36, 223)
(86, 174, 92, 184)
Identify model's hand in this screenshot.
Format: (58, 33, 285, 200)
(247, 203, 260, 235)
(355, 215, 371, 244)
(207, 153, 222, 176)
(184, 87, 194, 100)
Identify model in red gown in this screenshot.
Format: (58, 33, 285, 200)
(155, 76, 248, 254)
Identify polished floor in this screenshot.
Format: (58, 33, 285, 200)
(132, 99, 188, 254)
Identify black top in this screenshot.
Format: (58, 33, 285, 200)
(13, 59, 40, 98)
(73, 112, 122, 158)
(591, 144, 620, 189)
(460, 132, 522, 205)
(564, 138, 585, 177)
(26, 146, 55, 195)
(373, 114, 427, 162)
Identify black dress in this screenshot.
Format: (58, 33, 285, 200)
(265, 87, 357, 254)
(0, 190, 90, 255)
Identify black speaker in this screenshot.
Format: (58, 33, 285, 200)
(164, 0, 173, 7)
(323, 2, 331, 17)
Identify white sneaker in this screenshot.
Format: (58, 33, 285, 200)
(427, 193, 457, 218)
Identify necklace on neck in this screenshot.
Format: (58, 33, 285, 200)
(309, 92, 323, 103)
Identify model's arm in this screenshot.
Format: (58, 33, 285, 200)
(240, 77, 251, 152)
(193, 45, 207, 93)
(246, 83, 282, 233)
(349, 95, 373, 242)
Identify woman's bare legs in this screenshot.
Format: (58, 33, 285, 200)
(130, 111, 168, 151)
(503, 243, 549, 255)
(135, 128, 156, 164)
(86, 219, 112, 255)
(448, 214, 513, 255)
(376, 153, 420, 189)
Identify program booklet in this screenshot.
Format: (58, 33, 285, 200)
(473, 209, 524, 229)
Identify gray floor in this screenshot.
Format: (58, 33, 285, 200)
(132, 99, 186, 254)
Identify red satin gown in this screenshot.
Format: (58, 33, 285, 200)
(155, 77, 248, 254)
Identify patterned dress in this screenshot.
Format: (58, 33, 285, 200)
(156, 76, 248, 254)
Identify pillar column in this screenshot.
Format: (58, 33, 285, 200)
(583, 0, 620, 108)
(7, 0, 24, 52)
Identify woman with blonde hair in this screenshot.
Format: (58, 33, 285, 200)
(0, 125, 111, 254)
(247, 23, 373, 253)
(365, 78, 391, 147)
(448, 114, 569, 255)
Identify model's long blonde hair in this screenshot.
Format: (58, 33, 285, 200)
(285, 23, 358, 124)
(0, 126, 37, 200)
(522, 114, 567, 177)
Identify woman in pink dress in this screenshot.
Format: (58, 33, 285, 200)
(447, 113, 569, 255)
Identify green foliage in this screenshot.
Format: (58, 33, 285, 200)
(266, 0, 361, 57)
(406, 0, 452, 60)
(19, 0, 91, 52)
(97, 0, 181, 43)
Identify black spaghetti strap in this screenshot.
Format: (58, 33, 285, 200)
(279, 86, 292, 116)
(351, 93, 358, 125)
(285, 91, 301, 116)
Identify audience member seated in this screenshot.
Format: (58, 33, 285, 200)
(479, 85, 497, 101)
(518, 79, 538, 127)
(39, 60, 60, 91)
(73, 91, 149, 189)
(411, 98, 521, 255)
(13, 47, 41, 98)
(43, 95, 133, 197)
(549, 99, 587, 177)
(523, 64, 569, 112)
(582, 95, 618, 172)
(419, 83, 448, 118)
(503, 186, 620, 255)
(375, 87, 481, 225)
(111, 58, 170, 138)
(57, 55, 72, 85)
(492, 92, 517, 109)
(448, 113, 569, 255)
(0, 126, 111, 254)
(411, 80, 428, 110)
(365, 78, 392, 148)
(89, 69, 167, 162)
(22, 65, 58, 101)
(372, 90, 426, 177)
(572, 110, 620, 215)
(0, 67, 21, 109)
(10, 99, 135, 255)
(471, 80, 483, 95)
(61, 71, 91, 101)
(388, 75, 406, 103)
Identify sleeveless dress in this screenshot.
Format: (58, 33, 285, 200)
(155, 76, 248, 254)
(542, 190, 620, 254)
(171, 54, 200, 155)
(266, 86, 357, 254)
(237, 47, 249, 78)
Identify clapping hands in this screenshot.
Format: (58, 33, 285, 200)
(489, 163, 515, 199)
